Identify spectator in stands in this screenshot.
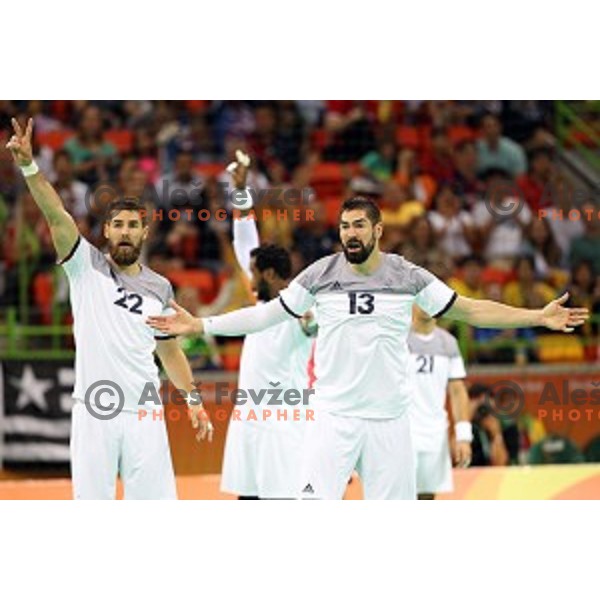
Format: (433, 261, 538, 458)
(212, 101, 256, 157)
(50, 150, 90, 228)
(360, 136, 397, 182)
(180, 115, 219, 164)
(380, 181, 425, 228)
(569, 260, 596, 317)
(395, 147, 437, 206)
(472, 280, 519, 364)
(451, 140, 484, 207)
(428, 183, 476, 260)
(273, 101, 305, 173)
(155, 150, 204, 208)
(26, 100, 61, 133)
(399, 215, 453, 280)
(448, 255, 486, 299)
(322, 101, 376, 162)
(569, 203, 600, 275)
(503, 255, 556, 309)
(520, 217, 563, 278)
(419, 127, 454, 183)
(132, 127, 160, 183)
(468, 384, 509, 467)
(471, 169, 532, 268)
(517, 147, 557, 213)
(292, 201, 338, 264)
(64, 105, 119, 187)
(544, 176, 585, 258)
(248, 104, 278, 173)
(476, 113, 527, 177)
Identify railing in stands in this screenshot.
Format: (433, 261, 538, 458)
(555, 100, 600, 171)
(1, 306, 599, 364)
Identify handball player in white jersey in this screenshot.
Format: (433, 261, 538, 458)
(149, 196, 589, 500)
(7, 118, 212, 500)
(220, 151, 316, 499)
(408, 305, 472, 499)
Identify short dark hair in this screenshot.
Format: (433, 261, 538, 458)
(104, 198, 148, 225)
(339, 196, 382, 226)
(250, 244, 292, 280)
(52, 149, 71, 165)
(459, 255, 485, 269)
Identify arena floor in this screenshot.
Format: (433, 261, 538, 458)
(1, 465, 599, 499)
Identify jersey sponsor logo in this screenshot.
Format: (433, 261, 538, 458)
(302, 483, 315, 494)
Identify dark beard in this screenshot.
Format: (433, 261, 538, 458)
(256, 278, 272, 302)
(342, 236, 376, 264)
(108, 241, 142, 266)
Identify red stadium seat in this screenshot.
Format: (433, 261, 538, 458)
(309, 162, 357, 199)
(396, 125, 432, 151)
(448, 125, 477, 145)
(105, 130, 133, 153)
(168, 269, 217, 303)
(32, 272, 54, 325)
(36, 130, 74, 150)
(36, 129, 132, 153)
(310, 128, 328, 151)
(323, 197, 343, 226)
(195, 163, 224, 179)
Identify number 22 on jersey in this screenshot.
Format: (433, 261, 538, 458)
(114, 286, 144, 315)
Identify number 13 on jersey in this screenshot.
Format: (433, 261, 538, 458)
(348, 292, 375, 315)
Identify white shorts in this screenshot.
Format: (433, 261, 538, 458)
(299, 410, 416, 500)
(221, 419, 304, 498)
(70, 401, 177, 500)
(415, 436, 453, 495)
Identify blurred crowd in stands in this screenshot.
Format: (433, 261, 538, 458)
(0, 100, 599, 364)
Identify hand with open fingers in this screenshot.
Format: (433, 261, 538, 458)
(189, 402, 214, 443)
(226, 149, 251, 188)
(146, 300, 203, 336)
(5, 117, 34, 167)
(541, 292, 590, 332)
(454, 441, 472, 469)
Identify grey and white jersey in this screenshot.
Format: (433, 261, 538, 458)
(279, 252, 457, 418)
(61, 236, 175, 410)
(407, 327, 467, 451)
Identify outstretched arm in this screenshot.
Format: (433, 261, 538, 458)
(446, 293, 589, 332)
(147, 296, 294, 337)
(6, 118, 78, 261)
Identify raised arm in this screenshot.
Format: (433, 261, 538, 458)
(228, 150, 259, 279)
(6, 118, 79, 261)
(446, 293, 589, 332)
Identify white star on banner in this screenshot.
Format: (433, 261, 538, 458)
(9, 364, 53, 412)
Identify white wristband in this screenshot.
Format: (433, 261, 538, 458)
(20, 161, 39, 177)
(455, 421, 473, 443)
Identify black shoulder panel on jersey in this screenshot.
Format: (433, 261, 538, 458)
(432, 291, 458, 319)
(279, 295, 302, 319)
(58, 236, 81, 265)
